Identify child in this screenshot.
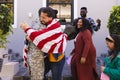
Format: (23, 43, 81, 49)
(101, 34, 120, 80)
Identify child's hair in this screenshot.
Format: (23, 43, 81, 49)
(106, 34, 120, 61)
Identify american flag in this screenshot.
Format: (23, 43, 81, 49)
(25, 19, 68, 53)
(23, 39, 29, 67)
(23, 19, 68, 67)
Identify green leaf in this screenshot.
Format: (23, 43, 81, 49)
(0, 4, 13, 48)
(107, 6, 120, 35)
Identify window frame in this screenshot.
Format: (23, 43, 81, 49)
(47, 0, 74, 25)
(0, 0, 17, 28)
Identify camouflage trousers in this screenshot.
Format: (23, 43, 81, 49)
(27, 48, 44, 80)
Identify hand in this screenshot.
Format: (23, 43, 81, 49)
(20, 23, 30, 30)
(80, 57, 86, 64)
(70, 52, 74, 55)
(26, 35, 31, 42)
(96, 19, 101, 24)
(100, 66, 105, 72)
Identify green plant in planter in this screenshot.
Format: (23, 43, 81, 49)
(107, 6, 120, 35)
(0, 4, 13, 48)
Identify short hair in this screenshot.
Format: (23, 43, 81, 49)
(81, 7, 87, 11)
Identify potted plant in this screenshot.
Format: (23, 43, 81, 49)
(0, 4, 13, 48)
(107, 6, 120, 35)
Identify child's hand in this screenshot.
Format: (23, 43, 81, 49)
(100, 66, 105, 72)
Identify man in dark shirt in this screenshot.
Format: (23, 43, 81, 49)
(73, 7, 101, 31)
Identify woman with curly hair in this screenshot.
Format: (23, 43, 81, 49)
(70, 18, 98, 80)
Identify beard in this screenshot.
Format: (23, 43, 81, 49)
(81, 14, 86, 18)
(40, 21, 47, 25)
(40, 21, 45, 24)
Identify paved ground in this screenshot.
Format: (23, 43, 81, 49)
(0, 56, 102, 80)
(13, 57, 101, 80)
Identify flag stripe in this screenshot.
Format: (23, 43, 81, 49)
(32, 27, 62, 46)
(37, 32, 63, 53)
(41, 34, 63, 53)
(26, 19, 68, 53)
(27, 20, 60, 41)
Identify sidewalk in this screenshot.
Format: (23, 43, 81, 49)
(12, 58, 101, 80)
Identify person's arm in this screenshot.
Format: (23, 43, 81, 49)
(20, 23, 43, 40)
(64, 24, 76, 40)
(103, 57, 120, 79)
(80, 30, 92, 64)
(64, 18, 80, 40)
(88, 18, 101, 31)
(20, 23, 30, 31)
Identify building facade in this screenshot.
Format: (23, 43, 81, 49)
(7, 0, 119, 56)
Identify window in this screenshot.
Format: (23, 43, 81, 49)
(0, 0, 14, 23)
(47, 0, 73, 24)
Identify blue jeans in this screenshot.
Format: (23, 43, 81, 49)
(44, 53, 65, 80)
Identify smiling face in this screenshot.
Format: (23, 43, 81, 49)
(106, 40, 114, 50)
(40, 12, 52, 24)
(77, 19, 83, 28)
(105, 36, 115, 50)
(80, 9, 87, 18)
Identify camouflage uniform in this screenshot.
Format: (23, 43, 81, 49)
(27, 20, 46, 80)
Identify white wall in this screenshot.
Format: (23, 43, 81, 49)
(116, 0, 120, 5)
